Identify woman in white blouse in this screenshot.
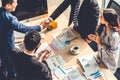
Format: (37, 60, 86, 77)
(88, 9, 120, 75)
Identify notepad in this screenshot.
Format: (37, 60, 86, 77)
(77, 54, 106, 80)
(52, 28, 76, 47)
(46, 55, 66, 71)
(52, 66, 66, 80)
(64, 66, 87, 80)
(77, 54, 100, 73)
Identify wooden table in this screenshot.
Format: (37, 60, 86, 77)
(15, 6, 117, 80)
(52, 28, 117, 80)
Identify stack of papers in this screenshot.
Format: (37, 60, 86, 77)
(52, 66, 66, 80)
(77, 54, 106, 80)
(51, 28, 76, 51)
(64, 66, 87, 80)
(46, 55, 66, 71)
(77, 54, 100, 73)
(52, 28, 76, 41)
(52, 66, 87, 80)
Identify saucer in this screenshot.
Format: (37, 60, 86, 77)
(69, 45, 80, 55)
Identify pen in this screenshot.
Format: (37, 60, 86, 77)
(52, 72, 60, 80)
(94, 74, 102, 79)
(90, 71, 99, 76)
(94, 71, 101, 76)
(57, 66, 66, 74)
(53, 62, 57, 67)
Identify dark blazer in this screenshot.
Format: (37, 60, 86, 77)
(11, 48, 52, 80)
(50, 0, 99, 39)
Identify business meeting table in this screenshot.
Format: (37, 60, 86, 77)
(15, 6, 117, 80)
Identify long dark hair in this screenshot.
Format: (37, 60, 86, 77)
(103, 8, 119, 30)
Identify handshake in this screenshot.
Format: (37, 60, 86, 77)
(40, 18, 58, 30)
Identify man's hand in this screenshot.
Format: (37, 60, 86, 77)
(40, 18, 51, 29)
(37, 49, 51, 61)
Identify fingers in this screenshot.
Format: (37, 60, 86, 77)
(44, 19, 50, 24)
(88, 34, 96, 41)
(40, 18, 51, 29)
(85, 38, 92, 44)
(37, 49, 51, 61)
(43, 50, 51, 59)
(37, 50, 45, 57)
(113, 27, 120, 32)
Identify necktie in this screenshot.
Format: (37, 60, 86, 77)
(73, 0, 80, 27)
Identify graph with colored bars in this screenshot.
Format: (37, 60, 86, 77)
(50, 28, 77, 51)
(83, 71, 106, 80)
(46, 55, 66, 71)
(77, 54, 106, 80)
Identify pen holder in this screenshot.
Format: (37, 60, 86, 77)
(70, 45, 80, 55)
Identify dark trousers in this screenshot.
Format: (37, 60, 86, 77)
(0, 59, 7, 80)
(114, 68, 120, 80)
(0, 54, 16, 80)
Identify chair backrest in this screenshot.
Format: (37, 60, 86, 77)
(107, 0, 120, 20)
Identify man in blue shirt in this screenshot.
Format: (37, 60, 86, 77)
(0, 0, 48, 79)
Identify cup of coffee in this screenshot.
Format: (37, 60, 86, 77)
(70, 45, 80, 55)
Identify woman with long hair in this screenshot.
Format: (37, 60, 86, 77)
(88, 8, 120, 79)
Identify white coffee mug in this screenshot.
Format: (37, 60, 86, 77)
(70, 45, 80, 55)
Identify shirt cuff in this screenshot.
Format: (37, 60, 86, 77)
(48, 17, 53, 22)
(40, 25, 43, 30)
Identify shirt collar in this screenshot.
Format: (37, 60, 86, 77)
(24, 51, 38, 57)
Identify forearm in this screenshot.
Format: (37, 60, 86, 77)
(49, 0, 70, 20)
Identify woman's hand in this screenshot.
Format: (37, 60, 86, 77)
(87, 34, 96, 41)
(87, 33, 103, 47)
(95, 33, 103, 47)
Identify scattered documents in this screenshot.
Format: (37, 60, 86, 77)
(77, 54, 100, 73)
(77, 54, 106, 80)
(51, 28, 76, 50)
(64, 66, 87, 80)
(46, 55, 66, 71)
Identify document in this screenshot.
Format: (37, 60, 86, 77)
(46, 55, 66, 71)
(77, 54, 106, 80)
(64, 66, 87, 80)
(77, 54, 100, 73)
(52, 28, 77, 50)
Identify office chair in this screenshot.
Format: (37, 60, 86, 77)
(107, 0, 120, 20)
